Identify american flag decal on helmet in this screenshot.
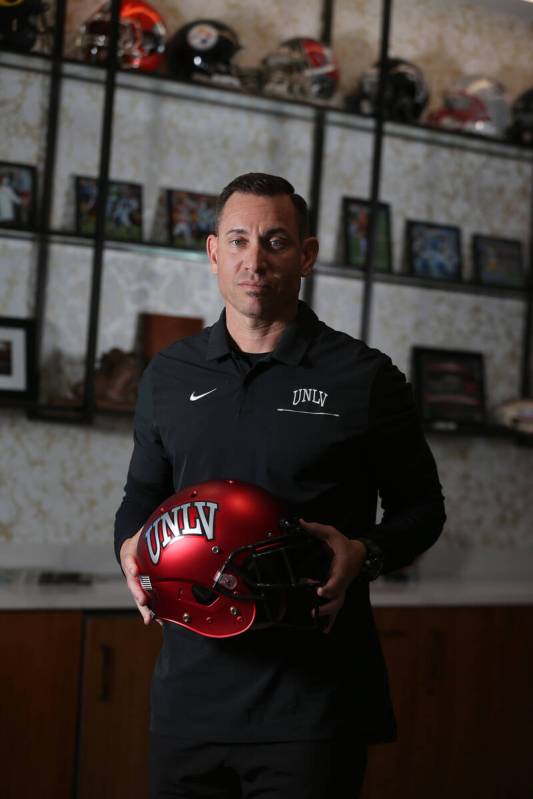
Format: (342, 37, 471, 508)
(139, 575, 153, 591)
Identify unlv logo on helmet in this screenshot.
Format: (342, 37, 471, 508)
(145, 500, 218, 564)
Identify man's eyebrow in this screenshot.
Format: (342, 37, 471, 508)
(224, 228, 248, 236)
(223, 226, 293, 238)
(262, 227, 292, 238)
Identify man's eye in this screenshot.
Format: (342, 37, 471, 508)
(269, 239, 286, 250)
(230, 239, 245, 246)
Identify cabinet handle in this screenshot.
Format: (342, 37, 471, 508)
(98, 644, 114, 702)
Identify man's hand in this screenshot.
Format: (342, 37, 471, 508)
(298, 519, 367, 634)
(120, 529, 161, 626)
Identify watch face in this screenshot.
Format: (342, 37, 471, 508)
(358, 539, 383, 581)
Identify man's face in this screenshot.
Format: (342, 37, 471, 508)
(207, 192, 318, 322)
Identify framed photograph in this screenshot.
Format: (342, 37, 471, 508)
(411, 346, 486, 429)
(0, 161, 37, 230)
(342, 197, 392, 272)
(75, 176, 143, 242)
(0, 317, 36, 403)
(166, 189, 217, 250)
(472, 235, 525, 289)
(406, 220, 462, 282)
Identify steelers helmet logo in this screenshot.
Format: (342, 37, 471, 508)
(187, 23, 219, 51)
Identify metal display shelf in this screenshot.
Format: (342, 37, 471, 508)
(0, 0, 532, 427)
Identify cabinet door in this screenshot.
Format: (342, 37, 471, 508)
(0, 611, 82, 799)
(76, 613, 162, 799)
(364, 606, 533, 799)
(362, 607, 426, 798)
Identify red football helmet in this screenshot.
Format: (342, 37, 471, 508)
(136, 479, 331, 638)
(260, 37, 340, 100)
(77, 0, 167, 71)
(427, 75, 511, 138)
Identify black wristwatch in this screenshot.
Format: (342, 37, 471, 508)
(356, 538, 384, 582)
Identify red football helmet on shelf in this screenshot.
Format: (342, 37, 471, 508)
(77, 0, 167, 71)
(136, 479, 331, 638)
(426, 75, 511, 138)
(259, 37, 340, 100)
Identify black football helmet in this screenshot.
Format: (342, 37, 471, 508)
(0, 0, 50, 52)
(508, 88, 533, 146)
(347, 57, 430, 123)
(165, 19, 241, 83)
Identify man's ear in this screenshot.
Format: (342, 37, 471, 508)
(301, 236, 319, 277)
(207, 233, 218, 274)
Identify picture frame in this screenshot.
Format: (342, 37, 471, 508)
(472, 235, 525, 289)
(166, 189, 217, 250)
(341, 196, 392, 272)
(75, 176, 143, 242)
(411, 346, 486, 429)
(0, 161, 37, 231)
(0, 317, 36, 403)
(406, 220, 462, 282)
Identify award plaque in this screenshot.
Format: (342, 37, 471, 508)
(411, 346, 486, 429)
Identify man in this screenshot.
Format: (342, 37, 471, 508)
(115, 172, 445, 798)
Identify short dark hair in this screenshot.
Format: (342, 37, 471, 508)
(215, 172, 310, 240)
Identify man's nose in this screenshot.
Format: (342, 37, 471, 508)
(245, 240, 267, 272)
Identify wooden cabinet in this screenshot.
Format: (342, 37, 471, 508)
(76, 613, 163, 799)
(1, 606, 531, 798)
(363, 607, 533, 799)
(0, 611, 82, 799)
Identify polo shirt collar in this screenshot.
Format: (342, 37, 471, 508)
(206, 301, 319, 365)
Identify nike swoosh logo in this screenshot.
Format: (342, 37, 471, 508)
(190, 388, 217, 402)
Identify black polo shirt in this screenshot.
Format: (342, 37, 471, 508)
(115, 301, 445, 743)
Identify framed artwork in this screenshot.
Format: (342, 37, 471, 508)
(341, 197, 392, 272)
(0, 317, 36, 403)
(472, 235, 525, 289)
(406, 220, 462, 282)
(411, 346, 486, 429)
(0, 161, 37, 230)
(75, 176, 143, 242)
(166, 189, 217, 250)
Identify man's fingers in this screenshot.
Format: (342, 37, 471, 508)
(127, 575, 149, 606)
(298, 518, 334, 540)
(315, 596, 343, 616)
(317, 563, 345, 598)
(123, 553, 139, 576)
(136, 601, 154, 625)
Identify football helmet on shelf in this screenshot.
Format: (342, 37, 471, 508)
(165, 19, 242, 86)
(507, 88, 533, 146)
(77, 0, 167, 71)
(492, 398, 533, 435)
(427, 75, 511, 138)
(259, 37, 340, 101)
(136, 479, 331, 638)
(346, 57, 429, 122)
(0, 0, 50, 52)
